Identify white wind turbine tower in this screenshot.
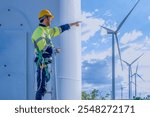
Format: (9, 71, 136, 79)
(101, 0, 140, 100)
(131, 64, 144, 98)
(122, 53, 144, 99)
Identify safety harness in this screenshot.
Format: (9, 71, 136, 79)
(34, 41, 51, 83)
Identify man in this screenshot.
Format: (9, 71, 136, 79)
(32, 9, 80, 100)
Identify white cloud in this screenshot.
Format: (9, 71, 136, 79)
(92, 43, 98, 46)
(82, 46, 87, 52)
(81, 11, 105, 42)
(105, 20, 117, 31)
(103, 10, 112, 17)
(81, 10, 118, 42)
(82, 12, 93, 17)
(94, 9, 99, 12)
(82, 83, 111, 92)
(142, 36, 150, 50)
(82, 48, 111, 62)
(101, 38, 108, 44)
(100, 28, 107, 36)
(120, 30, 143, 44)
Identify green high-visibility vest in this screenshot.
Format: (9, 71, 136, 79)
(32, 25, 61, 51)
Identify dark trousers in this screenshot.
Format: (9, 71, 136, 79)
(35, 46, 53, 100)
(35, 66, 47, 100)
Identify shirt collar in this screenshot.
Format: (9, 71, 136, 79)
(39, 23, 47, 27)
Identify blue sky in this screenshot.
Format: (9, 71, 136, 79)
(81, 0, 150, 99)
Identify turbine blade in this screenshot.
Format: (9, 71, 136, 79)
(101, 26, 114, 33)
(131, 53, 144, 65)
(115, 34, 123, 70)
(137, 74, 144, 81)
(136, 64, 138, 74)
(116, 0, 140, 32)
(122, 60, 129, 66)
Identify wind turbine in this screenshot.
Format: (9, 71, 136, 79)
(122, 53, 144, 99)
(131, 64, 144, 98)
(101, 0, 140, 100)
(121, 84, 126, 99)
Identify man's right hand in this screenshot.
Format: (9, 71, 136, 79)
(69, 21, 82, 27)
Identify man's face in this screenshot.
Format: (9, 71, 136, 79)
(45, 16, 53, 26)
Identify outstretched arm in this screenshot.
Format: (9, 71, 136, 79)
(50, 21, 81, 38)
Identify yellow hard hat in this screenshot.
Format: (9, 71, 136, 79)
(38, 9, 54, 19)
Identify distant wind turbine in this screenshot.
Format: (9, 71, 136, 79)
(101, 0, 140, 100)
(131, 64, 144, 98)
(122, 53, 144, 99)
(121, 85, 126, 99)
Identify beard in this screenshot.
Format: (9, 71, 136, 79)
(46, 21, 51, 27)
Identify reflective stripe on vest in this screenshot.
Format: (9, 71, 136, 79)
(43, 44, 49, 51)
(34, 36, 51, 51)
(34, 37, 44, 44)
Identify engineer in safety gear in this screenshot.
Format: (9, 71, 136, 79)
(31, 9, 81, 100)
